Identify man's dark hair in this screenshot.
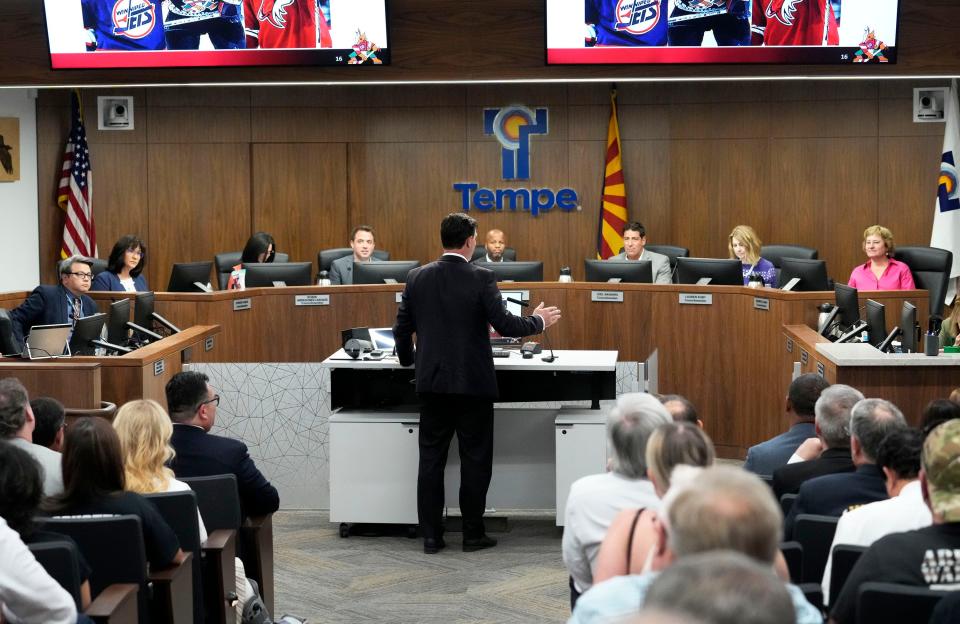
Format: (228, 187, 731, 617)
(165, 371, 210, 422)
(660, 394, 698, 425)
(48, 417, 124, 513)
(0, 377, 29, 438)
(106, 234, 147, 277)
(440, 213, 477, 249)
(0, 441, 44, 537)
(350, 225, 375, 241)
(623, 221, 646, 237)
(876, 427, 923, 480)
(921, 399, 960, 438)
(789, 373, 831, 420)
(30, 397, 65, 449)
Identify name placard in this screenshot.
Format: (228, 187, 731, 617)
(233, 298, 252, 311)
(591, 291, 624, 303)
(204, 336, 215, 352)
(786, 338, 794, 354)
(295, 294, 330, 306)
(679, 293, 713, 305)
(753, 297, 770, 311)
(153, 360, 165, 376)
(395, 292, 403, 304)
(817, 362, 825, 377)
(800, 350, 809, 365)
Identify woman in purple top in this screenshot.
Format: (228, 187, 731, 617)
(847, 225, 916, 290)
(729, 225, 776, 287)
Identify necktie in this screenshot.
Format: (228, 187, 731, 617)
(72, 298, 81, 326)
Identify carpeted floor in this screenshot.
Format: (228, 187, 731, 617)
(272, 511, 570, 623)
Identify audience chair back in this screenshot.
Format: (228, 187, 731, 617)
(856, 582, 948, 624)
(797, 582, 824, 614)
(892, 245, 953, 318)
(182, 474, 243, 531)
(470, 246, 518, 262)
(779, 493, 797, 519)
(146, 491, 205, 624)
(830, 544, 868, 608)
(779, 541, 803, 584)
(643, 245, 690, 279)
(89, 257, 109, 277)
(794, 513, 839, 584)
(317, 248, 390, 274)
(28, 541, 84, 610)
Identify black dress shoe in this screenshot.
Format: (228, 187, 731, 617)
(423, 537, 446, 554)
(462, 535, 498, 552)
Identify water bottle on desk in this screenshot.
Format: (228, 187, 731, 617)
(318, 270, 331, 286)
(558, 266, 573, 283)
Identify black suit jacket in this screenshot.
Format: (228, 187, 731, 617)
(10, 285, 98, 348)
(783, 463, 888, 539)
(393, 254, 543, 399)
(169, 424, 280, 519)
(772, 446, 855, 500)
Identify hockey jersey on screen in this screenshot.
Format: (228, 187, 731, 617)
(164, 0, 241, 28)
(81, 0, 166, 50)
(585, 0, 668, 46)
(243, 0, 332, 48)
(761, 0, 838, 46)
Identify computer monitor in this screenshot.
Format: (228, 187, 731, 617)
(900, 301, 918, 353)
(0, 310, 21, 357)
(834, 284, 861, 331)
(243, 262, 313, 287)
(778, 258, 830, 291)
(583, 260, 653, 284)
(368, 328, 396, 352)
(134, 292, 154, 328)
(474, 261, 543, 282)
(106, 298, 131, 346)
(675, 258, 743, 286)
(167, 262, 213, 293)
(69, 313, 107, 356)
(865, 300, 887, 347)
(353, 261, 421, 285)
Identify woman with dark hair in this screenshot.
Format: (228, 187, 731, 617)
(91, 235, 148, 292)
(46, 417, 184, 569)
(241, 232, 276, 264)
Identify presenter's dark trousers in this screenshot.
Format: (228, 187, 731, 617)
(417, 392, 494, 541)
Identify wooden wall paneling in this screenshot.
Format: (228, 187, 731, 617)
(251, 143, 348, 267)
(566, 140, 606, 273)
(147, 144, 251, 290)
(878, 136, 942, 248)
(0, 363, 101, 409)
(86, 144, 151, 272)
(619, 140, 674, 254)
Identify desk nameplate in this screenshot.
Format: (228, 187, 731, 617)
(801, 349, 809, 365)
(233, 298, 252, 311)
(204, 336, 215, 352)
(754, 297, 770, 311)
(679, 293, 713, 305)
(591, 291, 624, 303)
(295, 294, 330, 306)
(153, 360, 165, 376)
(786, 338, 794, 353)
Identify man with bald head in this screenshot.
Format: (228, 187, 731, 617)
(476, 229, 511, 263)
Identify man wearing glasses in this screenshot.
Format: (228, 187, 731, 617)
(9, 255, 98, 351)
(165, 371, 280, 520)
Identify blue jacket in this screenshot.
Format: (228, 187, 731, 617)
(9, 285, 98, 349)
(784, 464, 888, 539)
(743, 421, 816, 476)
(91, 271, 148, 292)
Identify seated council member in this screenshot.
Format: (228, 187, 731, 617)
(90, 235, 148, 292)
(330, 225, 380, 285)
(609, 221, 672, 284)
(939, 303, 960, 349)
(847, 225, 915, 290)
(10, 255, 98, 350)
(475, 229, 510, 263)
(228, 232, 276, 289)
(729, 225, 776, 287)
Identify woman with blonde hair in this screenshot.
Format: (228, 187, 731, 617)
(940, 303, 960, 349)
(848, 225, 915, 290)
(728, 225, 776, 287)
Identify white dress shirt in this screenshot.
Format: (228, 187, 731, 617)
(0, 517, 77, 624)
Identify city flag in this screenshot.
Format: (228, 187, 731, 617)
(596, 89, 627, 260)
(58, 90, 97, 259)
(933, 79, 960, 305)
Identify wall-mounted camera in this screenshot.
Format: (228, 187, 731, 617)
(914, 87, 949, 123)
(97, 96, 135, 130)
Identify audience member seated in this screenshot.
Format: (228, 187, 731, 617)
(921, 398, 960, 438)
(0, 378, 63, 496)
(228, 232, 277, 289)
(0, 441, 92, 610)
(940, 304, 960, 349)
(609, 222, 672, 284)
(90, 235, 148, 292)
(593, 422, 715, 584)
(728, 225, 776, 287)
(821, 427, 931, 605)
(744, 373, 830, 475)
(951, 387, 960, 404)
(931, 591, 960, 624)
(784, 398, 908, 539)
(562, 394, 671, 600)
(569, 465, 822, 624)
(30, 397, 65, 452)
(847, 224, 915, 290)
(475, 229, 511, 263)
(828, 419, 960, 624)
(643, 551, 796, 624)
(46, 417, 185, 570)
(330, 225, 380, 285)
(166, 371, 280, 520)
(772, 384, 864, 499)
(658, 395, 702, 429)
(10, 255, 98, 350)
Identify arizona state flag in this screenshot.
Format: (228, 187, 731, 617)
(596, 89, 627, 259)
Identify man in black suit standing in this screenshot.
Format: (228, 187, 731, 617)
(10, 255, 98, 350)
(394, 213, 561, 554)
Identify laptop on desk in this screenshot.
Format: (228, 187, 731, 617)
(24, 323, 72, 359)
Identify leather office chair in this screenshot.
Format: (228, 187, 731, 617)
(893, 246, 953, 318)
(88, 257, 109, 277)
(829, 544, 868, 608)
(0, 309, 19, 356)
(470, 246, 518, 262)
(760, 245, 819, 267)
(317, 248, 390, 275)
(794, 513, 839, 583)
(644, 245, 689, 281)
(215, 252, 291, 290)
(856, 582, 948, 624)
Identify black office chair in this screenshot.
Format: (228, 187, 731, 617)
(856, 582, 948, 624)
(88, 257, 109, 277)
(215, 251, 291, 290)
(893, 246, 953, 318)
(644, 245, 690, 278)
(317, 248, 390, 277)
(794, 513, 839, 583)
(0, 309, 20, 356)
(829, 544, 868, 608)
(145, 491, 206, 624)
(470, 246, 518, 262)
(780, 541, 803, 584)
(760, 244, 819, 267)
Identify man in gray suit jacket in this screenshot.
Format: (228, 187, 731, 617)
(609, 221, 672, 284)
(330, 225, 381, 285)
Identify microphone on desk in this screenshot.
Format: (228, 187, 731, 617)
(505, 297, 529, 308)
(541, 328, 557, 363)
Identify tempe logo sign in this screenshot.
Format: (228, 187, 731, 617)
(453, 106, 579, 217)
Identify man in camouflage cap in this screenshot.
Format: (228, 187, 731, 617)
(828, 419, 960, 624)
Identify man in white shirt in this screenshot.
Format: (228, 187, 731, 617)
(562, 393, 671, 598)
(609, 222, 672, 284)
(0, 378, 63, 496)
(821, 427, 931, 605)
(0, 516, 77, 624)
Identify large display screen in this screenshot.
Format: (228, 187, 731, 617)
(546, 0, 899, 64)
(44, 0, 389, 69)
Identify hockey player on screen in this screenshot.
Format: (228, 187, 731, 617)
(81, 0, 166, 50)
(585, 0, 669, 47)
(163, 0, 246, 49)
(668, 0, 752, 47)
(243, 0, 332, 48)
(752, 0, 839, 46)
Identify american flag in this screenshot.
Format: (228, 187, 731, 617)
(58, 90, 96, 259)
